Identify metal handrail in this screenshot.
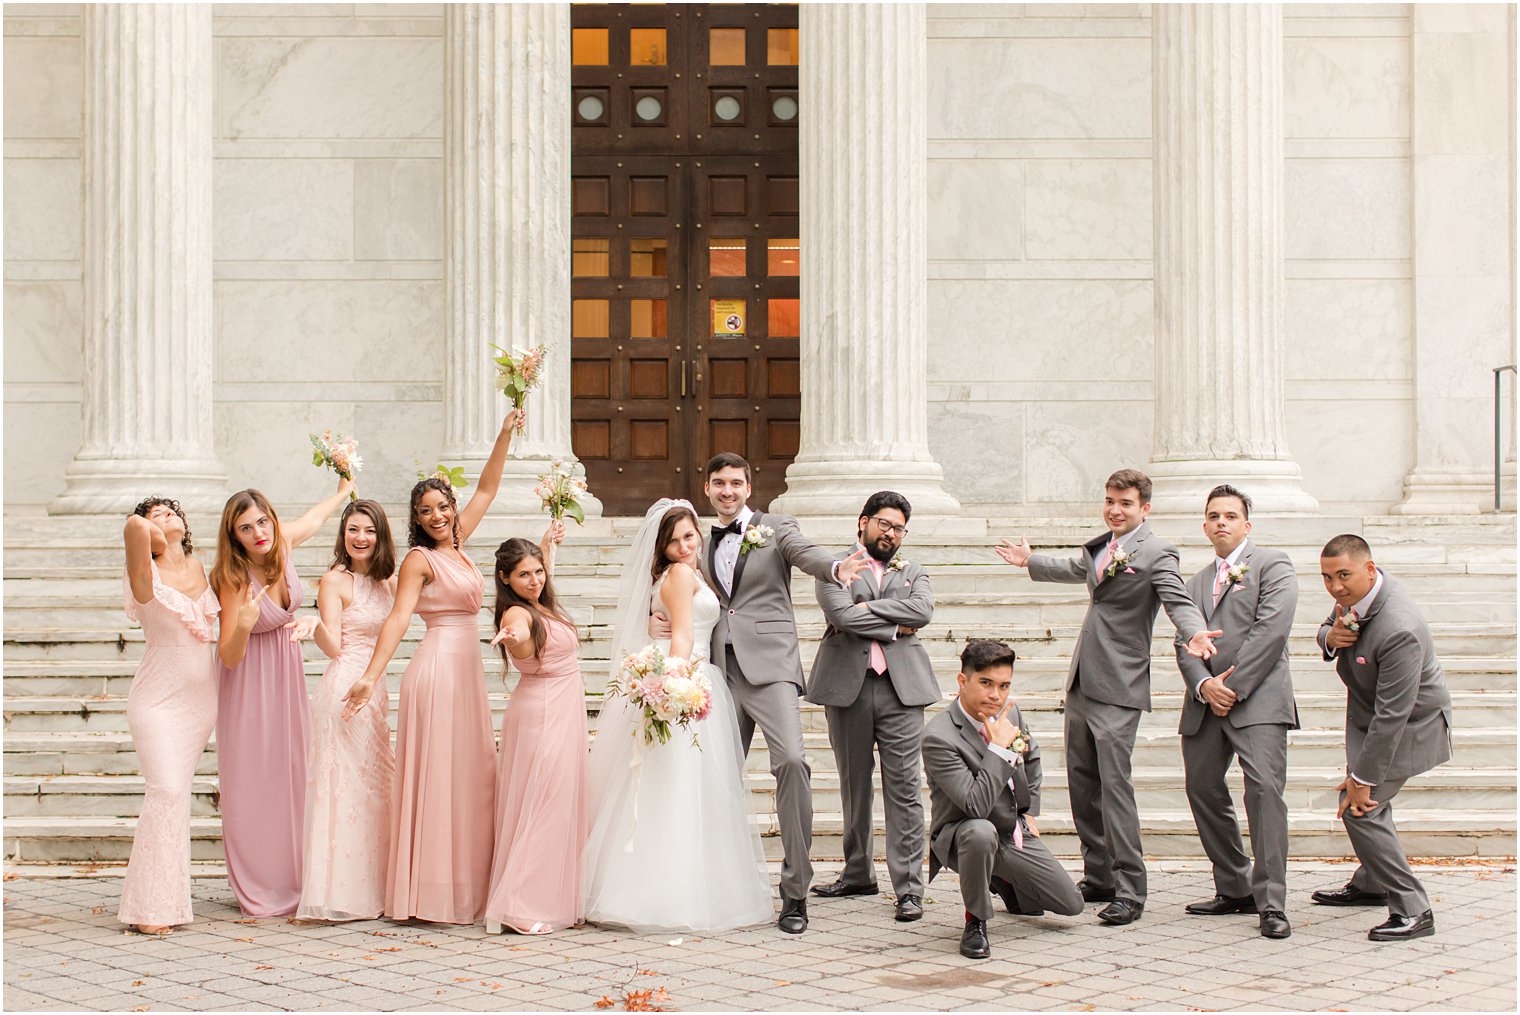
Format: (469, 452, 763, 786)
(1495, 365, 1517, 511)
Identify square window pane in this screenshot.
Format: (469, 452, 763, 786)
(573, 238, 610, 277)
(573, 299, 609, 338)
(767, 238, 799, 276)
(767, 28, 798, 66)
(710, 28, 745, 65)
(629, 28, 667, 66)
(630, 238, 668, 277)
(709, 238, 747, 276)
(768, 298, 799, 337)
(630, 299, 667, 339)
(573, 28, 608, 66)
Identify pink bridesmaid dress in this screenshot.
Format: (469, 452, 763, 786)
(118, 563, 219, 928)
(386, 545, 496, 924)
(216, 554, 309, 917)
(297, 572, 396, 921)
(485, 615, 588, 934)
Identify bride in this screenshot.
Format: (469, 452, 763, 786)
(582, 499, 773, 933)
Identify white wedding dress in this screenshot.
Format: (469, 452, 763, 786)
(582, 565, 773, 933)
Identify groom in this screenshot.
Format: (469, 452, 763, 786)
(688, 453, 867, 934)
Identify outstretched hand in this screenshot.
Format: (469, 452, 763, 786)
(1185, 628, 1223, 659)
(1326, 604, 1360, 650)
(285, 615, 320, 643)
(835, 548, 870, 587)
(340, 679, 375, 720)
(489, 624, 523, 649)
(995, 536, 1033, 568)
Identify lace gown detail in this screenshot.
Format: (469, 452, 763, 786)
(297, 573, 396, 921)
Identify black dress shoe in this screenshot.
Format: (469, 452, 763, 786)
(959, 916, 990, 959)
(1368, 910, 1435, 942)
(1078, 880, 1116, 904)
(1097, 898, 1143, 926)
(1185, 893, 1258, 916)
(1311, 882, 1389, 907)
(810, 878, 879, 899)
(990, 876, 1043, 916)
(778, 895, 808, 934)
(894, 895, 923, 922)
(1259, 910, 1292, 939)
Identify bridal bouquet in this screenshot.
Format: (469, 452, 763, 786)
(309, 431, 361, 500)
(609, 644, 713, 747)
(534, 459, 589, 525)
(491, 343, 548, 434)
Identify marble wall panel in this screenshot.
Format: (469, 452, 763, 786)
(218, 37, 442, 139)
(1286, 397, 1412, 509)
(3, 281, 81, 383)
(215, 280, 443, 383)
(1413, 276, 1511, 394)
(1023, 159, 1151, 260)
(927, 37, 1150, 140)
(352, 398, 445, 504)
(4, 36, 81, 139)
(927, 160, 1024, 261)
(4, 401, 78, 504)
(1412, 30, 1510, 154)
(1414, 153, 1511, 276)
(214, 159, 353, 261)
(353, 159, 443, 262)
(3, 158, 79, 261)
(1284, 158, 1410, 260)
(929, 399, 1025, 506)
(214, 399, 359, 504)
(1022, 399, 1154, 506)
(1283, 279, 1412, 382)
(1284, 37, 1409, 139)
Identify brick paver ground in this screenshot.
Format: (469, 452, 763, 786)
(3, 862, 1514, 1012)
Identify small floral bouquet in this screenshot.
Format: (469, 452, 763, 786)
(608, 644, 713, 747)
(416, 462, 469, 490)
(739, 523, 774, 555)
(310, 431, 361, 500)
(1104, 544, 1135, 578)
(491, 343, 547, 434)
(1224, 562, 1250, 588)
(534, 459, 589, 525)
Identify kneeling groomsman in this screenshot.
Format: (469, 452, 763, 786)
(1173, 485, 1299, 939)
(807, 492, 938, 923)
(923, 640, 1083, 959)
(1312, 534, 1453, 942)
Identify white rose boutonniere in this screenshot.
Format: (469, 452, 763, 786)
(739, 523, 774, 555)
(1008, 726, 1029, 755)
(1105, 544, 1136, 578)
(1225, 562, 1250, 588)
(887, 554, 907, 572)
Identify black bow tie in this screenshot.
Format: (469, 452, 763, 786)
(713, 521, 742, 540)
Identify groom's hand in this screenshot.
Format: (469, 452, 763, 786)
(995, 536, 1033, 568)
(834, 548, 870, 587)
(648, 613, 672, 640)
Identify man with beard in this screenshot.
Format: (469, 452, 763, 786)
(806, 491, 939, 923)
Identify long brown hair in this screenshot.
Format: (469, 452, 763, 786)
(330, 499, 397, 580)
(492, 538, 572, 660)
(211, 489, 285, 596)
(408, 478, 461, 549)
(650, 504, 700, 582)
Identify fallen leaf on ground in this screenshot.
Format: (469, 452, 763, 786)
(454, 977, 474, 983)
(774, 980, 790, 987)
(234, 937, 254, 943)
(637, 969, 661, 976)
(3, 872, 20, 882)
(233, 918, 259, 925)
(374, 946, 402, 953)
(130, 1006, 148, 1012)
(130, 980, 145, 987)
(594, 998, 615, 1009)
(254, 965, 273, 971)
(359, 955, 376, 961)
(91, 906, 106, 915)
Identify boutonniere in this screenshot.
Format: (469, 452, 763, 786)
(1105, 544, 1135, 578)
(1346, 614, 1360, 633)
(1225, 563, 1250, 588)
(1009, 725, 1029, 756)
(887, 554, 907, 572)
(739, 524, 774, 555)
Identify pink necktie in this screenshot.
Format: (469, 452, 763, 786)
(978, 726, 1024, 849)
(868, 561, 887, 674)
(1213, 559, 1230, 605)
(1097, 540, 1116, 576)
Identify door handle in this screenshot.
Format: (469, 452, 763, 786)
(681, 360, 687, 397)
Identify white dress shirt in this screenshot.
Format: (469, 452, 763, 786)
(1195, 539, 1249, 703)
(712, 505, 754, 596)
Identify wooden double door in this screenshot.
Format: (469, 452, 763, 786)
(570, 5, 801, 514)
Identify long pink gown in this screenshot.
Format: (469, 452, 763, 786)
(216, 554, 309, 917)
(297, 572, 395, 921)
(118, 562, 219, 928)
(386, 545, 496, 924)
(485, 615, 588, 933)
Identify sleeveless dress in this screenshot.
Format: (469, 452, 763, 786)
(216, 553, 309, 917)
(118, 561, 220, 928)
(385, 545, 496, 924)
(485, 613, 589, 934)
(582, 568, 773, 932)
(297, 572, 396, 921)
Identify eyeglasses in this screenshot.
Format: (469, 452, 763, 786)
(868, 516, 907, 537)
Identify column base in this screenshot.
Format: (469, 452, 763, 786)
(449, 454, 605, 518)
(770, 459, 962, 516)
(1391, 469, 1492, 515)
(1144, 458, 1320, 516)
(1500, 458, 1517, 513)
(49, 454, 229, 516)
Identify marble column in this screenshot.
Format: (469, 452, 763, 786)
(1394, 4, 1514, 514)
(770, 3, 960, 516)
(51, 5, 227, 515)
(1144, 4, 1317, 515)
(442, 3, 600, 516)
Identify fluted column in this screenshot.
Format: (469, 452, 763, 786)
(1146, 4, 1318, 515)
(770, 3, 959, 516)
(442, 3, 600, 516)
(51, 5, 227, 515)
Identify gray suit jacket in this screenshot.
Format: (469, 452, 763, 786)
(1173, 540, 1300, 734)
(1315, 573, 1454, 786)
(1028, 522, 1207, 711)
(806, 550, 939, 708)
(705, 511, 837, 688)
(922, 701, 1040, 882)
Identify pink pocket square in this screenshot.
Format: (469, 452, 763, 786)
(1356, 656, 1367, 665)
(1123, 567, 1137, 574)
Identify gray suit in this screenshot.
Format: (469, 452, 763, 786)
(1315, 572, 1454, 916)
(706, 511, 838, 900)
(807, 551, 938, 897)
(1028, 522, 1206, 904)
(1173, 540, 1299, 911)
(923, 702, 1083, 921)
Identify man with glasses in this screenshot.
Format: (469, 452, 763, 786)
(806, 491, 939, 923)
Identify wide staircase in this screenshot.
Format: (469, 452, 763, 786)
(4, 510, 1515, 867)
